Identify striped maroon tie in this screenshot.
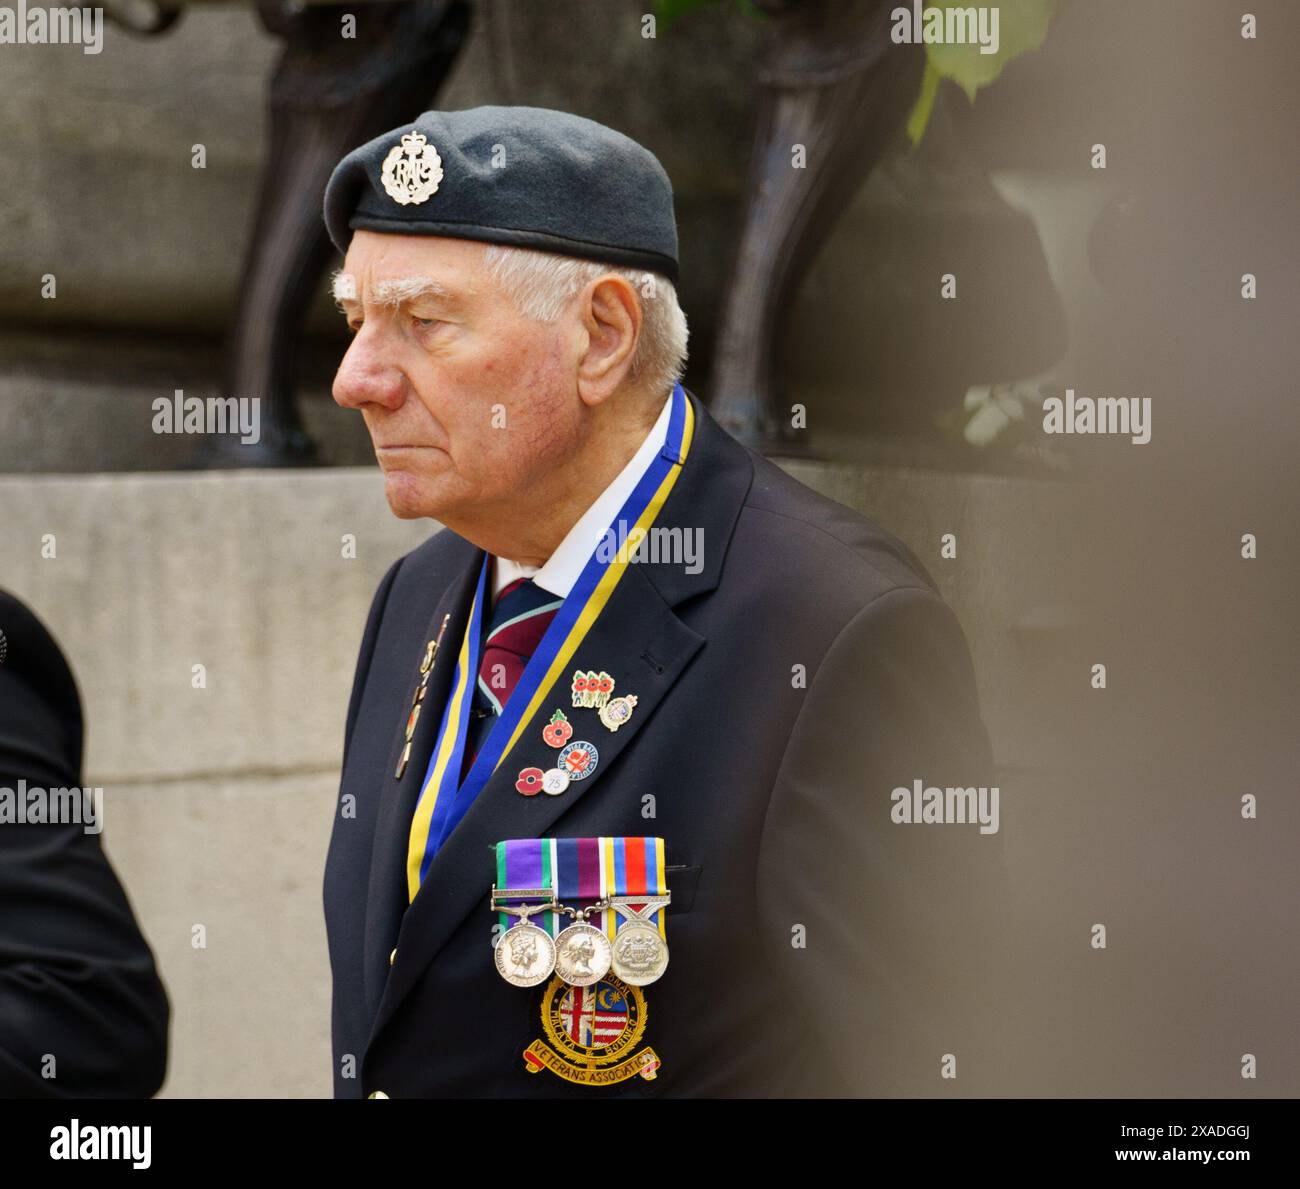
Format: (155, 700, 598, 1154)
(461, 575, 562, 780)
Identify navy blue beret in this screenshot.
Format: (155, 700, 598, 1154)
(323, 105, 679, 282)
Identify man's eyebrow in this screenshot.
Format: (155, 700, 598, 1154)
(373, 276, 465, 309)
(330, 272, 468, 313)
(331, 271, 358, 305)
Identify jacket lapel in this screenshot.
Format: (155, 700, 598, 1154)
(367, 390, 755, 1046)
(361, 537, 483, 1021)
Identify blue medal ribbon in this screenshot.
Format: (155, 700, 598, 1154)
(406, 384, 694, 901)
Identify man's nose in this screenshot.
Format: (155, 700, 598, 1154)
(332, 329, 408, 411)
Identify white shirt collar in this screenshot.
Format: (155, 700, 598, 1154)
(492, 391, 674, 601)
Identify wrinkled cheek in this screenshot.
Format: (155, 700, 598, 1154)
(517, 329, 569, 392)
(481, 331, 576, 474)
(518, 395, 573, 469)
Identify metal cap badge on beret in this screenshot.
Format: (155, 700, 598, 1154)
(323, 105, 679, 282)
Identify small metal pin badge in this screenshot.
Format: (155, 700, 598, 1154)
(542, 709, 573, 748)
(598, 694, 639, 732)
(570, 669, 615, 709)
(395, 613, 452, 779)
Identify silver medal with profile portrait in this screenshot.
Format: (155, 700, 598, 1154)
(494, 918, 556, 987)
(552, 920, 613, 987)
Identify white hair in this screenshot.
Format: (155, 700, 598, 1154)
(481, 243, 689, 401)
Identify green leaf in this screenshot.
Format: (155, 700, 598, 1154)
(653, 0, 761, 30)
(925, 0, 1056, 99)
(905, 0, 1057, 145)
(906, 62, 943, 146)
(654, 0, 708, 27)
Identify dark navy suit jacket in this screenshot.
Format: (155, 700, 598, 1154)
(324, 389, 1004, 1098)
(0, 591, 169, 1097)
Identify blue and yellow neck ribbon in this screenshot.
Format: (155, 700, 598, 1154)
(406, 383, 695, 902)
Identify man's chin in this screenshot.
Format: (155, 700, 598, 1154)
(381, 471, 446, 521)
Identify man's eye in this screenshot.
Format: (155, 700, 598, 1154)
(413, 317, 439, 329)
(347, 320, 363, 334)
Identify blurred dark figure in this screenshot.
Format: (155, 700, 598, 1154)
(0, 590, 169, 1097)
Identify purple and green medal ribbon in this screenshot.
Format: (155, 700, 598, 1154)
(496, 838, 560, 937)
(406, 381, 694, 903)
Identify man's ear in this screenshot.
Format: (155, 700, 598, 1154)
(575, 274, 642, 409)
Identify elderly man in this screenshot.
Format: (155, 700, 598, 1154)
(322, 106, 1002, 1099)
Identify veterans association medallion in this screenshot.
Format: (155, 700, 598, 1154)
(523, 974, 660, 1085)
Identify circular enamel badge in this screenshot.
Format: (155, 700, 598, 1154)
(541, 768, 571, 796)
(557, 740, 599, 781)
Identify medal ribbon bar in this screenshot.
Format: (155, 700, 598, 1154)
(603, 836, 669, 940)
(495, 838, 560, 937)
